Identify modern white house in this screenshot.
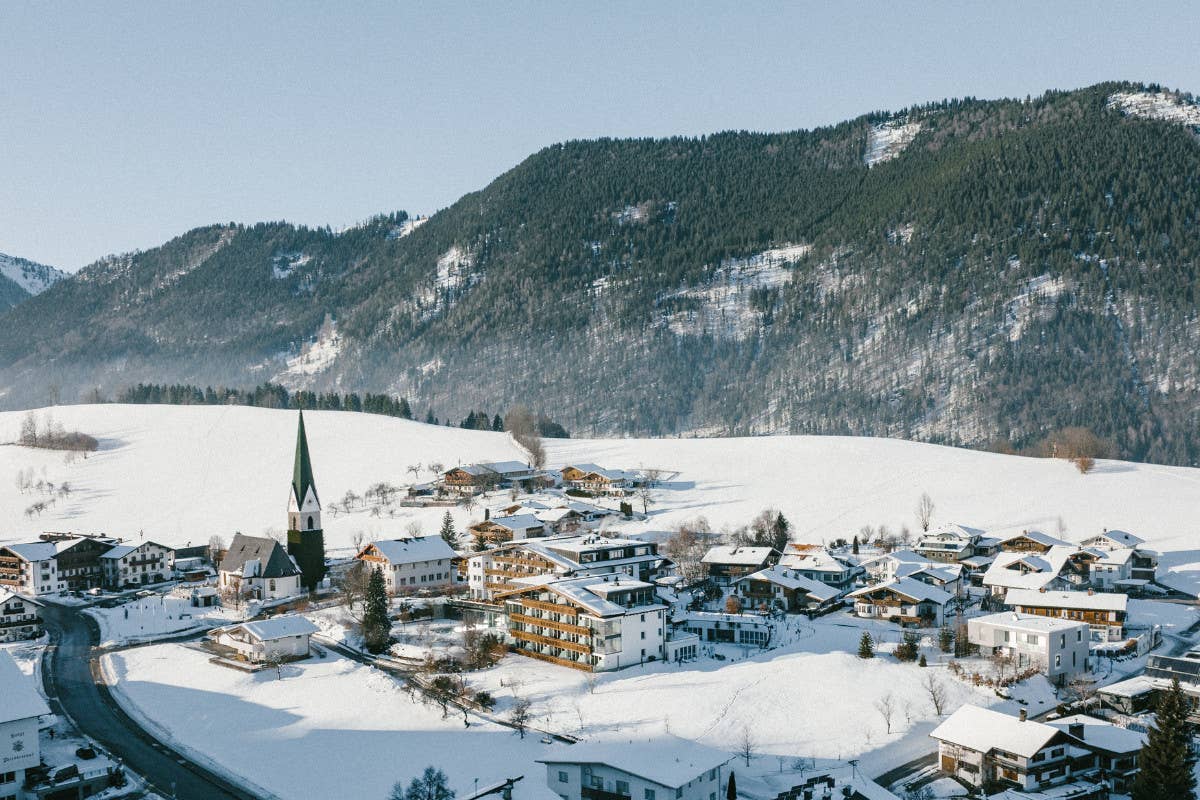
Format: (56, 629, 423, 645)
(99, 540, 174, 589)
(0, 588, 43, 643)
(967, 612, 1090, 681)
(0, 649, 50, 798)
(218, 533, 303, 602)
(538, 737, 731, 800)
(355, 536, 457, 594)
(209, 615, 319, 663)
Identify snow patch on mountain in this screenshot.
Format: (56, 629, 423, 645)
(865, 120, 922, 166)
(1107, 91, 1200, 130)
(271, 251, 312, 279)
(435, 245, 477, 291)
(387, 216, 429, 239)
(659, 243, 811, 340)
(275, 316, 342, 380)
(0, 252, 66, 295)
(1003, 274, 1067, 342)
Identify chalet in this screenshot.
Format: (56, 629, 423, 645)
(537, 737, 731, 800)
(701, 545, 778, 586)
(355, 536, 457, 594)
(500, 574, 668, 671)
(778, 544, 859, 589)
(1080, 529, 1143, 551)
(1072, 547, 1147, 592)
(0, 650, 51, 799)
(967, 612, 1090, 682)
(981, 547, 1080, 598)
(1079, 530, 1158, 583)
(560, 464, 641, 495)
(733, 565, 842, 613)
(467, 534, 668, 602)
(43, 533, 118, 591)
(0, 541, 60, 595)
(996, 530, 1071, 554)
(100, 540, 173, 589)
(443, 464, 498, 492)
(1004, 589, 1128, 643)
(444, 461, 548, 493)
(865, 550, 962, 595)
(847, 577, 951, 626)
(913, 523, 983, 563)
(932, 705, 1144, 796)
(468, 514, 547, 546)
(218, 533, 303, 602)
(209, 615, 319, 663)
(0, 588, 42, 642)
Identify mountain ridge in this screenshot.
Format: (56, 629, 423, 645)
(3, 80, 1200, 464)
(0, 251, 67, 310)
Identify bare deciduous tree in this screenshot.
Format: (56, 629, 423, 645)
(917, 493, 935, 532)
(923, 672, 948, 715)
(874, 692, 897, 734)
(736, 727, 757, 767)
(509, 697, 532, 738)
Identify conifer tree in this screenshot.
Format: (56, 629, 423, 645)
(938, 625, 955, 654)
(851, 535, 859, 555)
(857, 631, 874, 659)
(362, 567, 391, 654)
(1132, 678, 1197, 800)
(439, 511, 459, 549)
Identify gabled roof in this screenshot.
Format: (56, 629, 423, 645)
(478, 514, 544, 531)
(480, 460, 534, 476)
(931, 705, 1063, 758)
(1047, 714, 1146, 756)
(734, 566, 841, 602)
(848, 577, 951, 605)
(0, 587, 41, 607)
(2, 541, 59, 561)
(779, 548, 852, 573)
(1006, 588, 1127, 613)
(292, 410, 319, 507)
(537, 736, 733, 789)
(221, 615, 318, 642)
(998, 529, 1072, 549)
(0, 649, 50, 724)
(1082, 529, 1144, 548)
(702, 545, 777, 566)
(221, 533, 301, 579)
(101, 544, 139, 560)
(982, 547, 1076, 591)
(362, 536, 456, 565)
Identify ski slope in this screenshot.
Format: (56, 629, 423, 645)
(0, 404, 1197, 592)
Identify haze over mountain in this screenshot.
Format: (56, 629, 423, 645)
(4, 81, 1200, 464)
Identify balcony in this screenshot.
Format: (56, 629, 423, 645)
(582, 788, 631, 800)
(511, 628, 591, 655)
(509, 612, 591, 637)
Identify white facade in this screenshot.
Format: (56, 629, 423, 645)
(0, 590, 42, 643)
(0, 650, 49, 797)
(101, 540, 173, 589)
(221, 570, 301, 602)
(967, 613, 1090, 680)
(0, 542, 62, 596)
(467, 535, 665, 602)
(539, 738, 730, 800)
(357, 537, 457, 594)
(211, 616, 318, 663)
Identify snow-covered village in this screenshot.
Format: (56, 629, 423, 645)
(1, 403, 1199, 800)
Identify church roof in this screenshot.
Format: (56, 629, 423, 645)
(221, 533, 301, 579)
(292, 410, 319, 507)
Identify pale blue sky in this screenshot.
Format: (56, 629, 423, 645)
(2, 2, 1198, 271)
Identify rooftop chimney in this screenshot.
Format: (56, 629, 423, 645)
(1069, 722, 1085, 739)
(1019, 708, 1028, 722)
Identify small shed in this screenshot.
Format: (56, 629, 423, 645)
(210, 615, 319, 663)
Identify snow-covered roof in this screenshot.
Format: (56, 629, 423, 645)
(101, 544, 139, 560)
(481, 460, 535, 476)
(365, 536, 456, 565)
(919, 522, 984, 542)
(930, 705, 1062, 758)
(483, 514, 544, 531)
(1081, 529, 1144, 548)
(1091, 547, 1135, 566)
(514, 574, 665, 618)
(221, 533, 301, 579)
(1006, 589, 1127, 613)
(562, 463, 634, 482)
(701, 545, 777, 566)
(537, 736, 733, 788)
(0, 649, 50, 724)
(224, 615, 319, 642)
(847, 577, 951, 605)
(1047, 714, 1146, 755)
(2, 540, 59, 561)
(982, 547, 1076, 591)
(898, 563, 962, 584)
(778, 548, 851, 574)
(970, 612, 1088, 635)
(734, 566, 841, 601)
(998, 530, 1072, 549)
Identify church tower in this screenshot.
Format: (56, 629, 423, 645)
(286, 410, 326, 591)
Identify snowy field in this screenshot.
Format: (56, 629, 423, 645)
(2, 404, 1200, 592)
(87, 594, 242, 647)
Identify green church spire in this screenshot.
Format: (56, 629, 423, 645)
(292, 410, 318, 506)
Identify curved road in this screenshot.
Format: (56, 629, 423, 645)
(39, 602, 260, 800)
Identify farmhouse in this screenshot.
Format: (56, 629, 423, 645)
(996, 530, 1071, 554)
(733, 565, 843, 613)
(777, 545, 859, 589)
(538, 737, 730, 800)
(499, 574, 668, 671)
(847, 577, 951, 626)
(355, 536, 457, 594)
(1004, 589, 1128, 643)
(0, 588, 42, 642)
(468, 514, 547, 546)
(560, 463, 641, 495)
(701, 545, 778, 586)
(967, 612, 1090, 681)
(219, 533, 303, 602)
(444, 461, 547, 493)
(981, 547, 1080, 598)
(931, 705, 1144, 795)
(913, 523, 983, 562)
(0, 541, 60, 595)
(209, 615, 319, 663)
(1078, 530, 1158, 583)
(100, 540, 174, 589)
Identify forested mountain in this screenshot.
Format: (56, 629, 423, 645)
(3, 81, 1200, 464)
(0, 252, 66, 310)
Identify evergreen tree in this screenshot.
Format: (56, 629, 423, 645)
(1132, 678, 1197, 800)
(857, 631, 874, 659)
(895, 630, 921, 662)
(391, 767, 455, 800)
(726, 772, 736, 800)
(492, 414, 504, 432)
(362, 567, 391, 654)
(851, 535, 859, 555)
(938, 625, 955, 654)
(439, 511, 459, 549)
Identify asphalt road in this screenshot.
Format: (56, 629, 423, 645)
(39, 602, 261, 800)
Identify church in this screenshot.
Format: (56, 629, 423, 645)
(286, 410, 327, 592)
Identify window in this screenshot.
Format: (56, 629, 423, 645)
(645, 790, 655, 800)
(708, 770, 716, 780)
(307, 515, 314, 529)
(641, 631, 646, 639)
(676, 790, 683, 799)
(591, 777, 604, 789)
(558, 772, 569, 784)
(1055, 654, 1061, 668)
(616, 781, 629, 795)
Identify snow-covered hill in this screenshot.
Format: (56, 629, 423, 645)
(0, 404, 1197, 592)
(0, 252, 66, 296)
